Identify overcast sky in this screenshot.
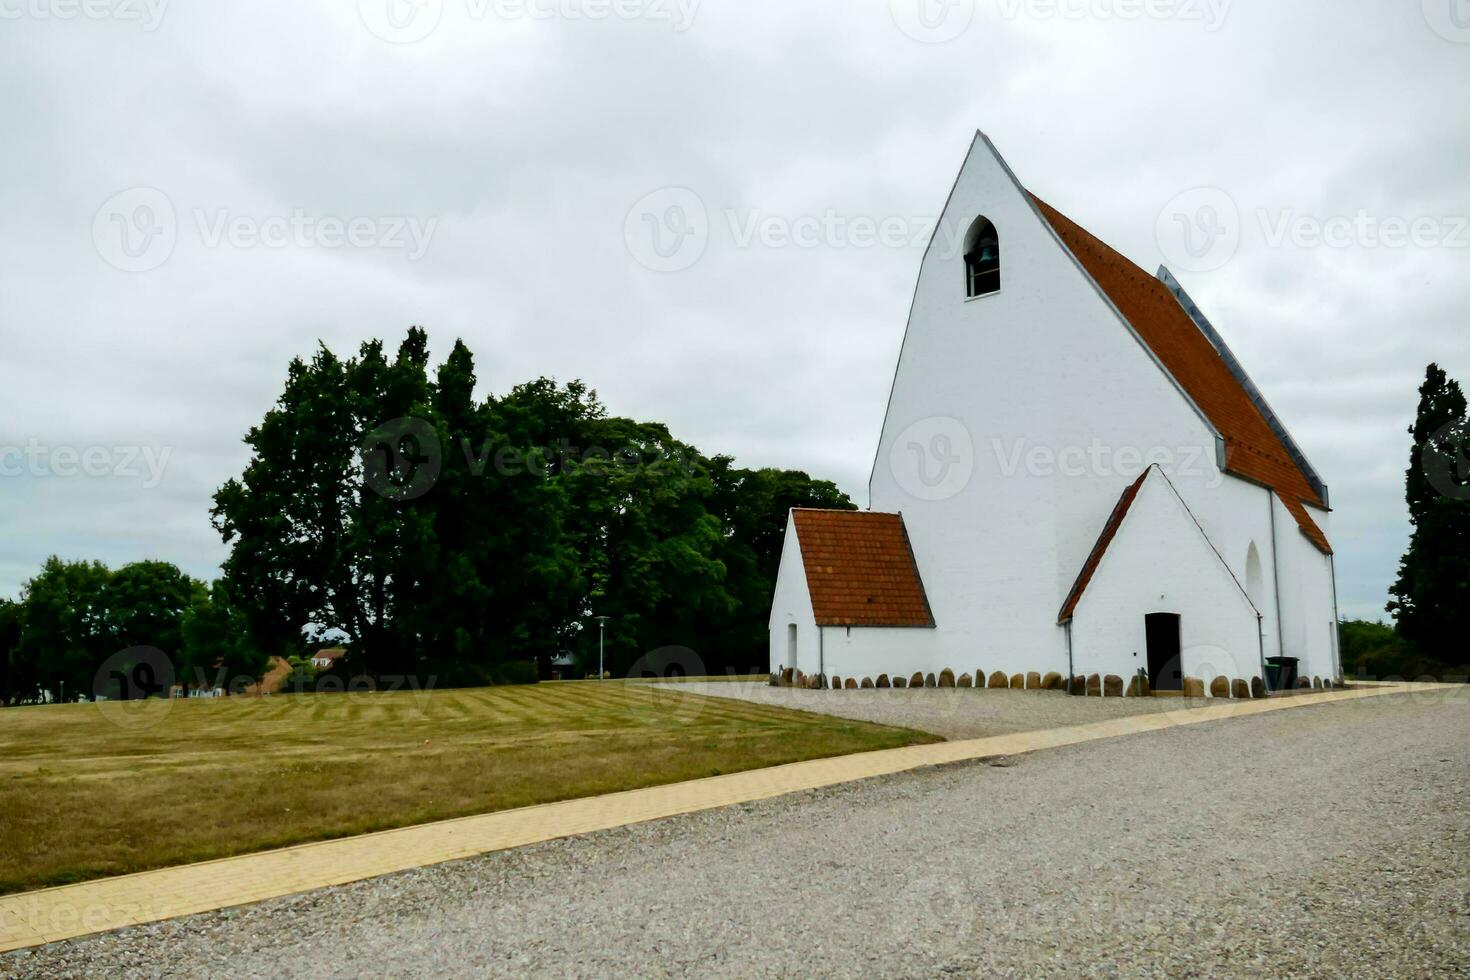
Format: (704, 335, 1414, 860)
(1, 0, 1466, 621)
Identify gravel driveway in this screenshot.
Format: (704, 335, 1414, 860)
(671, 681, 1213, 740)
(6, 688, 1467, 978)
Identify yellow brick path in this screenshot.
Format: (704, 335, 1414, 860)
(0, 682, 1452, 952)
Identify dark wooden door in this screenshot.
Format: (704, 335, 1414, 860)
(1146, 613, 1182, 691)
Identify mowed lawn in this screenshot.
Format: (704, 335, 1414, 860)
(0, 682, 936, 894)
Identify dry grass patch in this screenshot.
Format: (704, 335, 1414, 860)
(0, 683, 934, 894)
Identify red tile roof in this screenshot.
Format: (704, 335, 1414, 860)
(792, 509, 935, 627)
(1031, 196, 1332, 555)
(1057, 468, 1151, 624)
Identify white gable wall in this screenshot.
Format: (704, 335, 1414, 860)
(767, 512, 818, 679)
(1069, 469, 1262, 688)
(869, 133, 1218, 678)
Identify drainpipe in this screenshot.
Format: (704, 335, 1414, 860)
(1328, 554, 1343, 682)
(1267, 490, 1286, 681)
(818, 625, 825, 689)
(1256, 612, 1268, 694)
(1065, 620, 1075, 696)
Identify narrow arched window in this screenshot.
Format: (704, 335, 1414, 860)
(964, 217, 1000, 298)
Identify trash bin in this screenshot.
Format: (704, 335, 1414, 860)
(1265, 657, 1299, 692)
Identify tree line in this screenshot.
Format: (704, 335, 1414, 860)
(1, 327, 852, 703)
(1343, 362, 1469, 682)
(0, 560, 267, 705)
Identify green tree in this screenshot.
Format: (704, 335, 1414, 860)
(213, 330, 440, 675)
(0, 599, 26, 706)
(705, 462, 855, 671)
(16, 557, 115, 702)
(1387, 363, 1470, 659)
(179, 580, 270, 693)
(109, 560, 202, 657)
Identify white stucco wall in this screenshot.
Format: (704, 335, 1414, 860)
(1068, 469, 1263, 691)
(767, 512, 818, 678)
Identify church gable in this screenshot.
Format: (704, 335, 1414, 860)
(1059, 465, 1256, 626)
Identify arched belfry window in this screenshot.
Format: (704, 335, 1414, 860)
(964, 216, 1000, 298)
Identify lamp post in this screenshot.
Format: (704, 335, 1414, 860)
(594, 615, 610, 680)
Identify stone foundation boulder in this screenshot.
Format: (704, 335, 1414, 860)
(876, 674, 891, 689)
(1312, 676, 1322, 689)
(1041, 672, 1063, 690)
(988, 671, 1009, 689)
(1296, 677, 1311, 689)
(1086, 674, 1102, 697)
(910, 672, 926, 689)
(1125, 675, 1147, 697)
(1010, 673, 1025, 689)
(1251, 676, 1267, 699)
(830, 675, 842, 691)
(1103, 674, 1124, 697)
(924, 672, 937, 688)
(1069, 675, 1086, 696)
(845, 677, 858, 690)
(939, 669, 956, 688)
(1231, 678, 1250, 700)
(1323, 679, 1333, 690)
(769, 672, 779, 687)
(780, 667, 795, 687)
(958, 673, 974, 688)
(861, 677, 874, 689)
(1182, 677, 1205, 698)
(1210, 676, 1230, 699)
(1026, 671, 1042, 690)
(893, 675, 907, 689)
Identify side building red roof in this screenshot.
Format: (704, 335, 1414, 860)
(1030, 195, 1332, 556)
(792, 509, 935, 627)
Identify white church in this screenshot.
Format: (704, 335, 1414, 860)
(769, 132, 1342, 697)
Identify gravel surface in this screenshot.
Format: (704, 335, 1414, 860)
(7, 687, 1467, 979)
(673, 680, 1213, 739)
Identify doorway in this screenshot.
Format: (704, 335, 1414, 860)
(1145, 613, 1182, 691)
(786, 623, 798, 672)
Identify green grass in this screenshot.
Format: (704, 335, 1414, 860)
(0, 682, 935, 894)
